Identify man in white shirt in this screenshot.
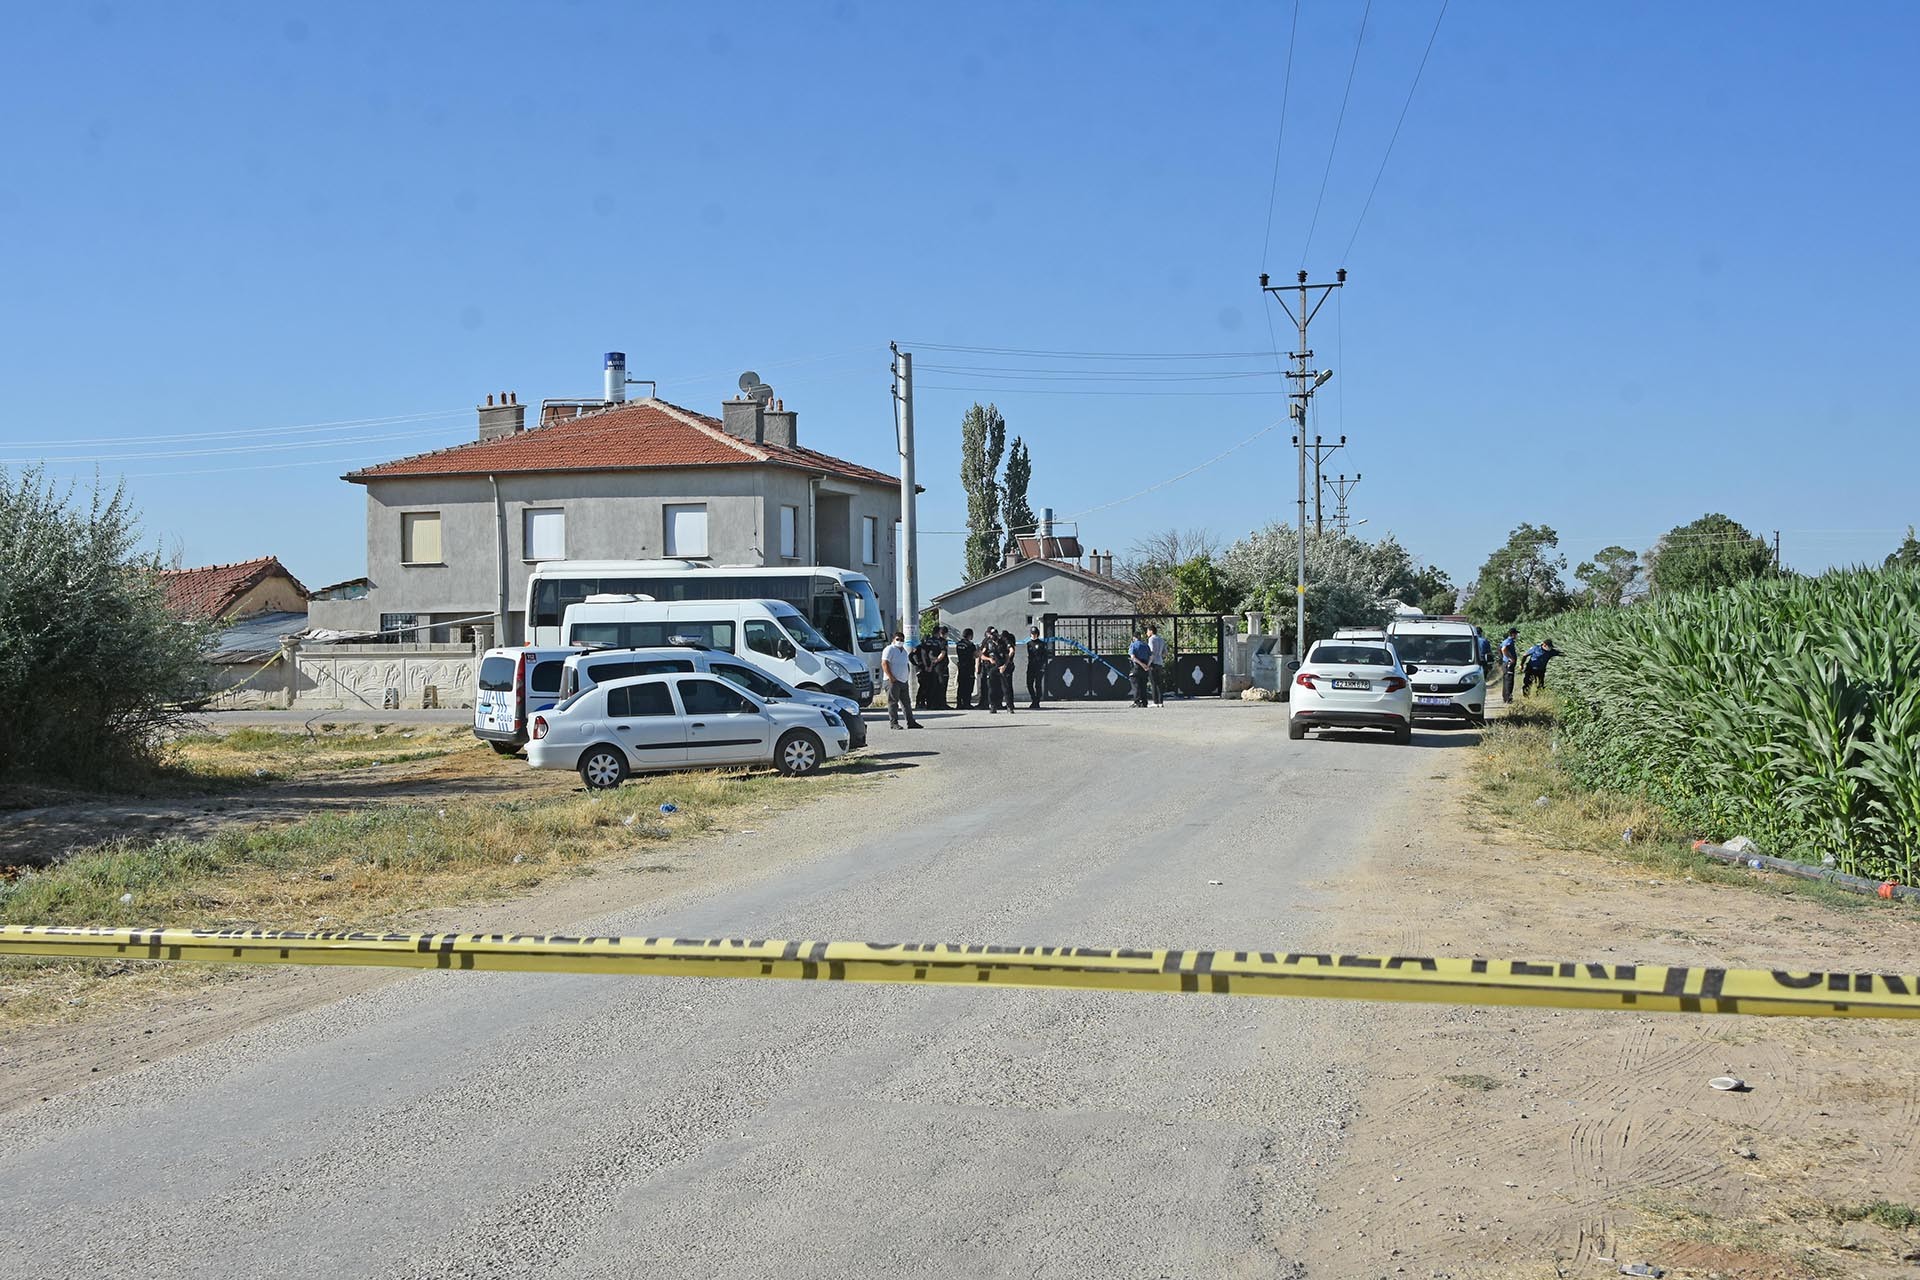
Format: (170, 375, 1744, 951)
(881, 631, 923, 730)
(1146, 624, 1167, 706)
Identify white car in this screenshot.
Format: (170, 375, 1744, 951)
(1386, 617, 1487, 726)
(528, 673, 850, 787)
(560, 644, 867, 750)
(1287, 639, 1416, 743)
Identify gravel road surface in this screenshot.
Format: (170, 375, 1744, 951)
(0, 700, 1474, 1278)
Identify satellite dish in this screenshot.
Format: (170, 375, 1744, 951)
(738, 371, 761, 392)
(749, 382, 773, 403)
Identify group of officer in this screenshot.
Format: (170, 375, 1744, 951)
(910, 624, 1048, 713)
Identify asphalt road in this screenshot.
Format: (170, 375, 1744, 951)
(0, 699, 1476, 1279)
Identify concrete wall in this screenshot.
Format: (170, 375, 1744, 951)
(934, 562, 1136, 640)
(199, 643, 480, 711)
(308, 467, 900, 642)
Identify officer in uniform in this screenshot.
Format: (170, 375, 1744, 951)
(954, 628, 978, 709)
(930, 626, 951, 709)
(1025, 626, 1049, 709)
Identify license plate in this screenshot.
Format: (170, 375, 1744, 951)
(1417, 696, 1451, 706)
(1332, 679, 1371, 690)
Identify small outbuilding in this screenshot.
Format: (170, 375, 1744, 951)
(931, 555, 1138, 640)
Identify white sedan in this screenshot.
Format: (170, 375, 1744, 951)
(528, 673, 850, 787)
(1286, 640, 1416, 744)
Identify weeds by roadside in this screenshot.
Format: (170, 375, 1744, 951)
(168, 724, 474, 780)
(0, 755, 865, 1027)
(1470, 699, 1881, 912)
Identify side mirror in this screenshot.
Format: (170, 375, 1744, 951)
(778, 641, 796, 660)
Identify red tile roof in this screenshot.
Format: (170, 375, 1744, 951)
(344, 397, 897, 487)
(158, 556, 308, 619)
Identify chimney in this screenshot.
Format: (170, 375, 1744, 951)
(762, 397, 797, 449)
(477, 391, 525, 441)
(603, 352, 627, 404)
(721, 394, 765, 443)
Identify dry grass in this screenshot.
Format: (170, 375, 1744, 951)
(1470, 700, 1878, 912)
(0, 749, 866, 1028)
(167, 723, 475, 779)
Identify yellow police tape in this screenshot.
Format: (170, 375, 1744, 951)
(3, 925, 1918, 1019)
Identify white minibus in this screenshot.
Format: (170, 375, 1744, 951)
(526, 561, 886, 680)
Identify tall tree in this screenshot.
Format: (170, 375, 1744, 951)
(1002, 437, 1035, 557)
(1464, 523, 1573, 625)
(1647, 513, 1772, 595)
(1119, 528, 1221, 613)
(1576, 545, 1642, 607)
(959, 403, 1006, 582)
(1886, 525, 1920, 569)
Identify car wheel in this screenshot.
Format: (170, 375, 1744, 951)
(776, 729, 823, 776)
(578, 745, 629, 790)
(1393, 725, 1413, 745)
(1287, 718, 1307, 741)
(488, 741, 519, 756)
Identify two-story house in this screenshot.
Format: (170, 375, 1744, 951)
(308, 379, 901, 646)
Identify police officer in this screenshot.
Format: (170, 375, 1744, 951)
(980, 628, 1007, 713)
(1025, 626, 1048, 709)
(954, 627, 977, 709)
(1498, 627, 1520, 704)
(930, 626, 951, 709)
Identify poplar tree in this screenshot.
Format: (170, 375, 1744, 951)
(960, 403, 1005, 582)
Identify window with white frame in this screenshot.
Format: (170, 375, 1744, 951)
(400, 511, 442, 565)
(1028, 583, 1046, 604)
(778, 505, 798, 559)
(861, 515, 879, 565)
(664, 504, 709, 558)
(522, 508, 565, 561)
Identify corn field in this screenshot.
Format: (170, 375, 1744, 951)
(1550, 565, 1920, 882)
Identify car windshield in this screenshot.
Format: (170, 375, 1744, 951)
(847, 579, 887, 652)
(776, 609, 836, 653)
(1392, 634, 1478, 665)
(1310, 645, 1393, 667)
(713, 662, 790, 699)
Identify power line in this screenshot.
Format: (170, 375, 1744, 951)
(899, 341, 1277, 360)
(1, 421, 471, 466)
(1066, 421, 1285, 522)
(3, 408, 470, 452)
(1342, 0, 1450, 262)
(1259, 0, 1302, 269)
(916, 365, 1280, 381)
(1300, 0, 1373, 267)
(916, 385, 1282, 398)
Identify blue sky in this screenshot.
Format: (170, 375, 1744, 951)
(4, 1, 1915, 595)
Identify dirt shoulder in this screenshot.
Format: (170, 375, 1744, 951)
(1283, 730, 1920, 1279)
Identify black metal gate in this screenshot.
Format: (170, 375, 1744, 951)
(1041, 613, 1225, 700)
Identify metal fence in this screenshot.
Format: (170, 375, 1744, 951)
(1042, 613, 1225, 700)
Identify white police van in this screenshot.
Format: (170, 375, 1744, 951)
(473, 646, 575, 752)
(1385, 616, 1486, 726)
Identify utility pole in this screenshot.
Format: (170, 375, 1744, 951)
(1773, 529, 1781, 575)
(1325, 472, 1362, 534)
(1309, 434, 1346, 534)
(1261, 268, 1345, 660)
(890, 343, 920, 642)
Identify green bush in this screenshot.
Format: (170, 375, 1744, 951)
(1547, 565, 1920, 880)
(0, 468, 213, 779)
